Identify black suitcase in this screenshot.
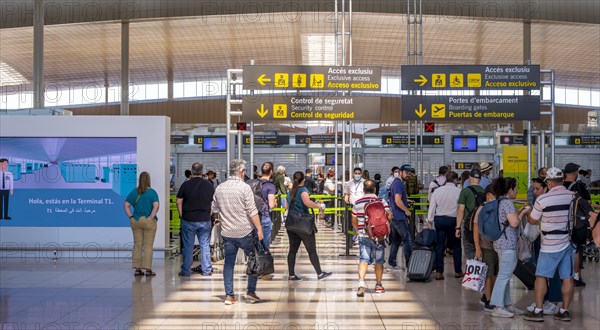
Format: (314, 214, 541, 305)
(407, 246, 434, 281)
(513, 260, 536, 290)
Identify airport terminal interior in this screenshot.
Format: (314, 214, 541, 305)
(1, 1, 600, 329)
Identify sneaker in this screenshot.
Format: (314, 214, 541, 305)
(201, 271, 213, 276)
(554, 310, 571, 322)
(357, 283, 365, 297)
(506, 305, 525, 315)
(387, 265, 404, 272)
(191, 265, 202, 273)
(479, 294, 487, 306)
(224, 296, 238, 305)
(288, 275, 303, 282)
(484, 302, 495, 313)
(245, 292, 261, 304)
(574, 279, 586, 287)
(374, 284, 385, 293)
(523, 310, 544, 322)
(542, 301, 559, 315)
(527, 303, 536, 313)
(317, 272, 333, 281)
(491, 307, 514, 318)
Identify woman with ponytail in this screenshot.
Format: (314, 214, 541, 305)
(286, 171, 332, 282)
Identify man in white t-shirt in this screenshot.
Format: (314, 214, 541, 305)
(523, 167, 575, 322)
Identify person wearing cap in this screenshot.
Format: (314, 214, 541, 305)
(456, 168, 485, 262)
(563, 162, 591, 288)
(0, 158, 14, 220)
(522, 167, 576, 322)
(388, 164, 414, 270)
(427, 165, 449, 202)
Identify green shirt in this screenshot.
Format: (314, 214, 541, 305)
(457, 185, 484, 222)
(126, 188, 159, 221)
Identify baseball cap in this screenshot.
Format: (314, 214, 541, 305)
(469, 168, 482, 179)
(563, 163, 580, 174)
(546, 167, 564, 180)
(480, 162, 493, 172)
(400, 164, 414, 172)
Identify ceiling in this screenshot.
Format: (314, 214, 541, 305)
(0, 12, 599, 93)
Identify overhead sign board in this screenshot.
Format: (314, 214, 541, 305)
(170, 135, 188, 145)
(243, 135, 290, 145)
(295, 135, 342, 144)
(242, 96, 381, 122)
(382, 135, 444, 145)
(500, 135, 548, 145)
(402, 95, 540, 121)
(570, 136, 600, 145)
(243, 65, 382, 91)
(454, 162, 494, 170)
(192, 136, 204, 145)
(401, 65, 540, 90)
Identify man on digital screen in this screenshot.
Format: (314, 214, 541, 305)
(0, 158, 14, 220)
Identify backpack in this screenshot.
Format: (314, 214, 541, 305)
(568, 193, 593, 245)
(363, 199, 390, 242)
(246, 179, 266, 213)
(378, 178, 399, 202)
(430, 179, 446, 194)
(464, 186, 487, 244)
(478, 197, 509, 241)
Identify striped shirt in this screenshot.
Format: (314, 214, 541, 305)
(212, 176, 259, 238)
(530, 185, 574, 253)
(351, 194, 390, 238)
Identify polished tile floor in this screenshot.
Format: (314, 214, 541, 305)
(1, 223, 599, 330)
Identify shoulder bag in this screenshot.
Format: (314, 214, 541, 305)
(285, 194, 316, 235)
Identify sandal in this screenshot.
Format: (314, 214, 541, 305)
(134, 268, 143, 276)
(145, 269, 156, 276)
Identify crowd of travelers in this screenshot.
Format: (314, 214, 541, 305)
(124, 158, 599, 320)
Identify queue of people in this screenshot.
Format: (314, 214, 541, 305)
(122, 159, 599, 317)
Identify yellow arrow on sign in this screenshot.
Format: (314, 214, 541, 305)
(256, 104, 269, 118)
(257, 74, 271, 86)
(415, 104, 426, 118)
(414, 74, 428, 87)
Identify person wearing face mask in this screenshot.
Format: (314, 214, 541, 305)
(344, 167, 365, 206)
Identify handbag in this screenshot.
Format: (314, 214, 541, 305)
(523, 222, 541, 242)
(517, 222, 533, 261)
(246, 239, 275, 276)
(462, 258, 488, 292)
(285, 198, 316, 235)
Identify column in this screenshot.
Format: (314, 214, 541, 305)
(33, 0, 44, 109)
(121, 21, 129, 115)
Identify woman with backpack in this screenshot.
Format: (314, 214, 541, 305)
(488, 177, 531, 318)
(286, 171, 333, 282)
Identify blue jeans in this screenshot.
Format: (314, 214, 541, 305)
(223, 234, 258, 298)
(389, 219, 413, 267)
(260, 214, 273, 249)
(180, 220, 212, 276)
(434, 216, 462, 274)
(490, 249, 517, 308)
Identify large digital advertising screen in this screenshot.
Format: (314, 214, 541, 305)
(0, 137, 136, 227)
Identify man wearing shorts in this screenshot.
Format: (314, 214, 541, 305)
(351, 180, 392, 297)
(523, 167, 575, 322)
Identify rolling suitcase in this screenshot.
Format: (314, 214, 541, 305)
(407, 246, 434, 281)
(513, 260, 536, 290)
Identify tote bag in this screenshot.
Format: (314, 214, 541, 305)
(285, 198, 315, 235)
(462, 259, 488, 292)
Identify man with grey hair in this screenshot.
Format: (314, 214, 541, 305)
(212, 159, 264, 305)
(177, 162, 215, 277)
